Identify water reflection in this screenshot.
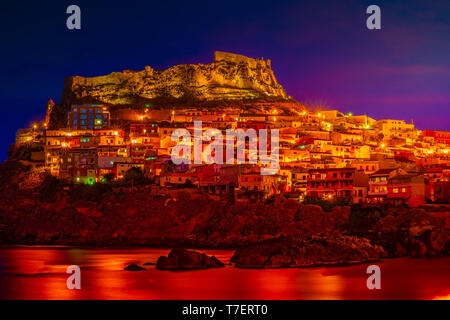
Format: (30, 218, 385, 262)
(0, 246, 448, 300)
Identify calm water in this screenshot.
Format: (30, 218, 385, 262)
(0, 246, 448, 300)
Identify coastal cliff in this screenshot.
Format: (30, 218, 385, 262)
(57, 51, 285, 106)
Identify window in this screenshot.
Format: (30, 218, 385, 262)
(393, 188, 399, 193)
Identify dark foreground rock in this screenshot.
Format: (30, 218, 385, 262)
(156, 248, 225, 270)
(231, 236, 384, 268)
(124, 263, 146, 271)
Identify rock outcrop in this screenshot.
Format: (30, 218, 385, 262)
(344, 205, 450, 257)
(124, 263, 146, 271)
(59, 51, 288, 108)
(230, 236, 385, 268)
(156, 248, 225, 270)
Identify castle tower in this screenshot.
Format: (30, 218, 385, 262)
(45, 99, 55, 125)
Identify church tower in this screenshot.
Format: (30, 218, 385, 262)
(45, 99, 55, 126)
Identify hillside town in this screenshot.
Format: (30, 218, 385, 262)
(13, 99, 450, 207)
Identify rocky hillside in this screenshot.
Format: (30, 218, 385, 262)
(48, 51, 292, 129)
(65, 51, 287, 103)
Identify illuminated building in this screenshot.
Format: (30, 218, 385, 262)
(68, 105, 110, 130)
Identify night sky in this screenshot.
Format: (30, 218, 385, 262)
(1, 0, 449, 161)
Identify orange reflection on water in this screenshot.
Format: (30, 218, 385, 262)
(0, 247, 448, 300)
(433, 294, 450, 300)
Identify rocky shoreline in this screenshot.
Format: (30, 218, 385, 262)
(230, 235, 385, 268)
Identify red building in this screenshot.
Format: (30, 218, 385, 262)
(367, 168, 427, 206)
(424, 167, 450, 202)
(194, 164, 220, 187)
(367, 168, 399, 204)
(422, 130, 450, 145)
(307, 168, 355, 200)
(129, 122, 159, 136)
(386, 173, 426, 207)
